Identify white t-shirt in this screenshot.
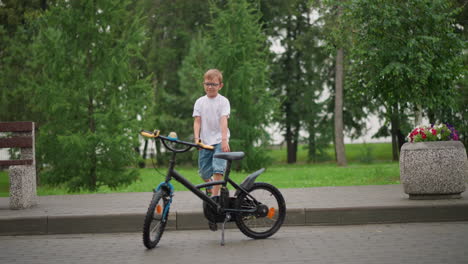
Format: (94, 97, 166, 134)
(193, 94, 230, 145)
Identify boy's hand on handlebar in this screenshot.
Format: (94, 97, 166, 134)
(195, 138, 201, 151)
(195, 139, 214, 150)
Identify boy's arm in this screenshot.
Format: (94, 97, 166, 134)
(220, 115, 230, 152)
(194, 116, 201, 143)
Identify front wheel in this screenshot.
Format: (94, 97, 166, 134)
(235, 182, 286, 239)
(143, 190, 170, 249)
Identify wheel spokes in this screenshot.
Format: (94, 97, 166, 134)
(150, 221, 161, 234)
(240, 188, 279, 232)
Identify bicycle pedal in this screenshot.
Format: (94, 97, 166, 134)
(208, 221, 218, 231)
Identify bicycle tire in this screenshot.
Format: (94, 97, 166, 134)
(235, 182, 286, 239)
(143, 190, 170, 249)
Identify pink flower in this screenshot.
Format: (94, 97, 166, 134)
(421, 132, 427, 139)
(431, 129, 436, 136)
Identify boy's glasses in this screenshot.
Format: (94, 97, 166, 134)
(203, 82, 220, 87)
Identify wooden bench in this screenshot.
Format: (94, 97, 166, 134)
(0, 122, 37, 209)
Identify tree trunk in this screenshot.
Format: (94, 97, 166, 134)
(427, 109, 436, 125)
(88, 94, 97, 191)
(390, 103, 402, 161)
(308, 126, 317, 163)
(40, 0, 48, 10)
(284, 14, 298, 164)
(142, 139, 148, 160)
(138, 139, 148, 168)
(87, 4, 97, 191)
(286, 122, 297, 164)
(334, 48, 347, 166)
(414, 104, 422, 126)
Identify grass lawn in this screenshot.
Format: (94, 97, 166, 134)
(268, 142, 393, 163)
(0, 142, 399, 196)
(0, 171, 8, 197)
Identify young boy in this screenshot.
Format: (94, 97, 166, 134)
(193, 69, 230, 198)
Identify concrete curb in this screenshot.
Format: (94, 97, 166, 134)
(2, 204, 468, 235)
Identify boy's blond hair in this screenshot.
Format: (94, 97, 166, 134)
(204, 69, 223, 83)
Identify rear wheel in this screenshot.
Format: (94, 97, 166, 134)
(143, 190, 170, 249)
(235, 182, 286, 239)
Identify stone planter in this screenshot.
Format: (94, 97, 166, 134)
(400, 141, 468, 200)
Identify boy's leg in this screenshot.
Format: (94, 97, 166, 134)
(203, 178, 212, 196)
(211, 144, 227, 197)
(211, 173, 223, 196)
(198, 148, 214, 194)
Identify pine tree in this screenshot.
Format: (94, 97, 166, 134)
(0, 0, 46, 122)
(209, 0, 275, 170)
(268, 0, 331, 163)
(27, 0, 151, 191)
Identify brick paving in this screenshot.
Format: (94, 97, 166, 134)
(0, 222, 467, 264)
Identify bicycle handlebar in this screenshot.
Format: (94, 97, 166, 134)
(140, 130, 214, 152)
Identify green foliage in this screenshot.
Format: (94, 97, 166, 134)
(25, 0, 151, 191)
(176, 33, 214, 166)
(177, 32, 215, 130)
(317, 0, 375, 159)
(138, 0, 214, 165)
(345, 0, 465, 109)
(0, 1, 45, 122)
(339, 0, 465, 159)
(267, 0, 333, 163)
(427, 0, 467, 150)
(206, 0, 276, 170)
(141, 0, 212, 136)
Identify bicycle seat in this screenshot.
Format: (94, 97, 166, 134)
(214, 152, 245, 161)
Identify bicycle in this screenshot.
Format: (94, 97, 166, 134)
(140, 129, 286, 248)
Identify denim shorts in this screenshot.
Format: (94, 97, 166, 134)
(198, 143, 227, 180)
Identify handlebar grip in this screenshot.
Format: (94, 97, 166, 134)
(140, 130, 160, 138)
(197, 141, 214, 150)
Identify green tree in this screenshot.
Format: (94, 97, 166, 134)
(177, 33, 215, 164)
(430, 0, 467, 149)
(320, 0, 352, 166)
(27, 0, 151, 191)
(267, 0, 331, 164)
(208, 0, 275, 170)
(139, 0, 213, 165)
(345, 0, 465, 159)
(0, 0, 46, 122)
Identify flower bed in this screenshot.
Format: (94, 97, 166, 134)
(408, 123, 459, 142)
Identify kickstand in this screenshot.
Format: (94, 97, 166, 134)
(220, 213, 231, 246)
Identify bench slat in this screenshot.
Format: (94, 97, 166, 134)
(0, 122, 33, 132)
(0, 137, 33, 148)
(0, 160, 33, 166)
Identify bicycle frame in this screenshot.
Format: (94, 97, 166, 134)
(153, 136, 258, 213)
(161, 142, 258, 215)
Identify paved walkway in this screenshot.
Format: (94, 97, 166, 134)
(1, 184, 468, 235)
(2, 223, 468, 264)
